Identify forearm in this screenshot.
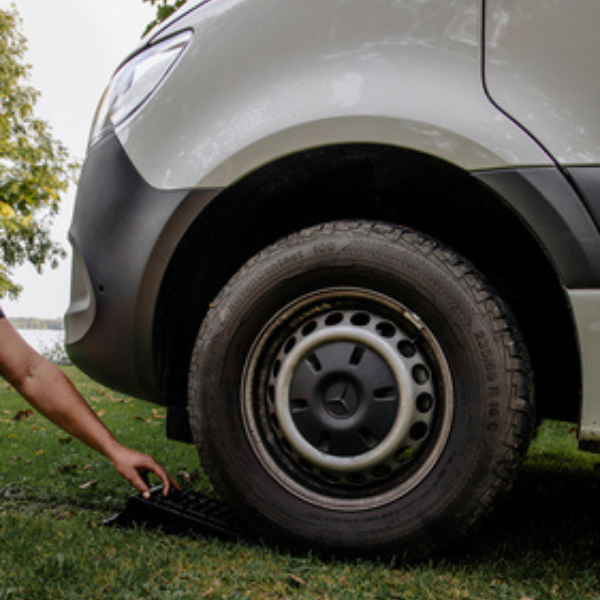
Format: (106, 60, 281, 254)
(0, 317, 175, 495)
(14, 356, 122, 459)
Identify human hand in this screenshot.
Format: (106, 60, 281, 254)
(109, 444, 179, 498)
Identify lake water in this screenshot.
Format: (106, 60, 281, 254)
(18, 329, 65, 353)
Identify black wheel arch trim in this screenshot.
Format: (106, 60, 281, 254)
(474, 166, 600, 288)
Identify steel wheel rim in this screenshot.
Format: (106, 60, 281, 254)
(242, 288, 454, 511)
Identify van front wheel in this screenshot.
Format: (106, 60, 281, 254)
(188, 221, 534, 558)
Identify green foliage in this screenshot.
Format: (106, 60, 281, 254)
(0, 6, 78, 299)
(9, 316, 63, 330)
(41, 341, 71, 366)
(143, 0, 188, 34)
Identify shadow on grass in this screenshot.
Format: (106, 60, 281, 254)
(98, 452, 600, 575)
(12, 441, 599, 572)
(462, 455, 600, 570)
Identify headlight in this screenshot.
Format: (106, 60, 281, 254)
(89, 30, 192, 147)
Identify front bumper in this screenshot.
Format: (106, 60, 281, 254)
(66, 131, 217, 401)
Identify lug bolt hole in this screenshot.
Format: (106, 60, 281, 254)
(325, 312, 344, 326)
(301, 321, 317, 336)
(351, 312, 371, 326)
(284, 337, 297, 354)
(412, 364, 430, 384)
(347, 473, 366, 485)
(373, 465, 392, 478)
(398, 339, 417, 358)
(376, 321, 396, 338)
(410, 422, 428, 441)
(270, 413, 281, 431)
(416, 392, 434, 413)
(395, 447, 414, 464)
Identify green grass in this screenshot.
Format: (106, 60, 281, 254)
(2, 368, 600, 599)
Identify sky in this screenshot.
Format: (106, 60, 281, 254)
(3, 0, 156, 318)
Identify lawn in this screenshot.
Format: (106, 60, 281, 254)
(1, 368, 600, 599)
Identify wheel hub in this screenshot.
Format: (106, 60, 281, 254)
(289, 340, 400, 458)
(323, 379, 360, 419)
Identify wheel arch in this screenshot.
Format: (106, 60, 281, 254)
(154, 143, 581, 434)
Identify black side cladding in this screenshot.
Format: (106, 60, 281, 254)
(567, 166, 600, 230)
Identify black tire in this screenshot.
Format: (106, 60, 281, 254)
(188, 221, 534, 558)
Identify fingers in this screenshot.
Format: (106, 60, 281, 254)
(111, 447, 179, 497)
(143, 457, 179, 496)
(127, 469, 153, 498)
(142, 456, 181, 496)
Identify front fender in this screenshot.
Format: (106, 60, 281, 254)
(118, 0, 551, 191)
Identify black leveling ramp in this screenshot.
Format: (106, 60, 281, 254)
(104, 486, 256, 543)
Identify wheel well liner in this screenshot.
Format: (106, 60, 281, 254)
(155, 144, 580, 429)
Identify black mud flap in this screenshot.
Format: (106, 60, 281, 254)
(104, 487, 256, 544)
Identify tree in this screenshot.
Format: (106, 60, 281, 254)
(0, 6, 78, 299)
(143, 0, 188, 34)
